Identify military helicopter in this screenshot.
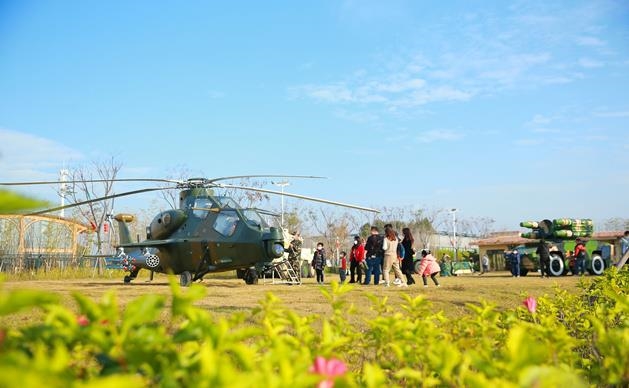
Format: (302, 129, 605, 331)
(0, 175, 378, 286)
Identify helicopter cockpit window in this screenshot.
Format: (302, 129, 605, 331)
(192, 198, 214, 218)
(213, 210, 239, 237)
(214, 196, 240, 209)
(242, 209, 268, 228)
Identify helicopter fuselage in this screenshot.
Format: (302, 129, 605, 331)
(112, 188, 285, 284)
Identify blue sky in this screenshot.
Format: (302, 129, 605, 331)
(1, 1, 628, 231)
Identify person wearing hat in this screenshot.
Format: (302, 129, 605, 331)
(511, 248, 521, 277)
(349, 235, 365, 283)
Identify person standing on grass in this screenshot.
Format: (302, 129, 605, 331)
(286, 231, 303, 280)
(574, 238, 587, 276)
(312, 242, 326, 284)
(621, 231, 629, 257)
(401, 227, 416, 285)
(417, 249, 440, 287)
(349, 235, 365, 284)
(479, 253, 490, 275)
(363, 226, 384, 285)
(382, 226, 406, 287)
(536, 239, 550, 278)
(338, 251, 348, 283)
(511, 249, 521, 277)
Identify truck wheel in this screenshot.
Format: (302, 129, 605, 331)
(589, 254, 605, 275)
(549, 254, 564, 277)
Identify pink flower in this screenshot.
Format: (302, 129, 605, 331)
(523, 296, 537, 314)
(310, 356, 347, 388)
(77, 315, 90, 327)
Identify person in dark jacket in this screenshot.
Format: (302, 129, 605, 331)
(363, 226, 383, 285)
(401, 227, 416, 285)
(536, 239, 550, 278)
(312, 242, 326, 284)
(510, 249, 521, 277)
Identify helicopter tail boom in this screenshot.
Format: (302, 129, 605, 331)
(113, 213, 135, 245)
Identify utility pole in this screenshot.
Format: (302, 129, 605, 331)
(272, 180, 290, 228)
(59, 169, 70, 218)
(450, 208, 458, 261)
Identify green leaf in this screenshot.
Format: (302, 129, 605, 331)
(0, 189, 50, 214)
(0, 288, 58, 315)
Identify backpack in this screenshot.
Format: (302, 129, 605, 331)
(397, 241, 405, 258)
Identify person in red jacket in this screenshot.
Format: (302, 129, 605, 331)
(574, 238, 587, 275)
(339, 251, 348, 283)
(349, 235, 365, 283)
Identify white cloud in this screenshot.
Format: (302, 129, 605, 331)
(514, 138, 543, 146)
(292, 2, 621, 120)
(299, 83, 356, 103)
(0, 128, 83, 181)
(415, 129, 464, 143)
(584, 134, 609, 141)
(576, 36, 606, 47)
(594, 110, 629, 118)
(578, 57, 604, 68)
(333, 109, 379, 123)
(528, 114, 552, 126)
(401, 86, 472, 107)
(373, 78, 426, 93)
(531, 127, 561, 134)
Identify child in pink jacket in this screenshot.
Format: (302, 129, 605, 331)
(417, 249, 440, 287)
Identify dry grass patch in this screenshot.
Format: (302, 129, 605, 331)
(1, 270, 587, 329)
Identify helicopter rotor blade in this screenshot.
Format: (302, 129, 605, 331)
(218, 184, 379, 213)
(207, 175, 325, 184)
(0, 178, 181, 186)
(26, 187, 171, 215)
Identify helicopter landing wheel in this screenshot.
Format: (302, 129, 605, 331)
(244, 268, 258, 285)
(180, 271, 193, 287)
(123, 275, 133, 284)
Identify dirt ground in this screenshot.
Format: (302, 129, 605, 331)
(1, 270, 587, 326)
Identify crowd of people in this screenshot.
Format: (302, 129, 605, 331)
(285, 228, 629, 285)
(294, 225, 442, 288)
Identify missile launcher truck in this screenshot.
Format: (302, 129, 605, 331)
(508, 218, 612, 276)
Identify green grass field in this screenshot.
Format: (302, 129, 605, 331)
(1, 270, 586, 328)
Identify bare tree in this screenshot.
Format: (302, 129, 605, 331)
(600, 217, 629, 231)
(458, 216, 495, 238)
(305, 207, 352, 263)
(213, 178, 271, 208)
(160, 165, 195, 209)
(62, 157, 122, 263)
(410, 208, 439, 249)
(284, 206, 305, 234)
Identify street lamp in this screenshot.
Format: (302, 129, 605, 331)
(272, 181, 290, 227)
(59, 169, 70, 218)
(450, 208, 458, 261)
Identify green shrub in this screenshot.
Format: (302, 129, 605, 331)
(0, 269, 627, 387)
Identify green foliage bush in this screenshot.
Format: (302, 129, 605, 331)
(0, 189, 49, 214)
(0, 269, 627, 387)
